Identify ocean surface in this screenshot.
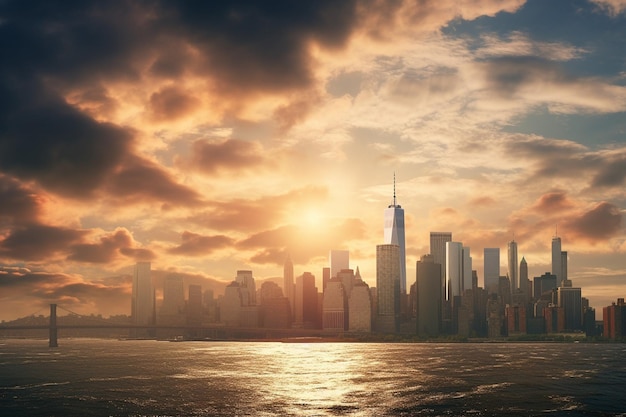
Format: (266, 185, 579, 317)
(1, 339, 626, 416)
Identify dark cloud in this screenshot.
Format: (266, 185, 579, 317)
(482, 57, 570, 97)
(107, 156, 203, 206)
(187, 139, 267, 175)
(68, 228, 155, 263)
(0, 94, 133, 198)
(168, 231, 234, 256)
(0, 224, 87, 261)
(591, 154, 626, 187)
(158, 1, 358, 92)
(149, 86, 200, 121)
(530, 191, 574, 213)
(0, 174, 43, 224)
(566, 202, 623, 242)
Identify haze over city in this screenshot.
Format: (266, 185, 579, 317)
(1, 0, 625, 321)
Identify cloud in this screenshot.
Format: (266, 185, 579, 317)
(0, 174, 43, 224)
(68, 228, 155, 263)
(106, 155, 203, 206)
(0, 224, 87, 261)
(590, 0, 626, 16)
(529, 191, 575, 213)
(149, 86, 200, 121)
(565, 202, 623, 242)
(185, 139, 268, 175)
(168, 231, 234, 256)
(237, 218, 367, 265)
(187, 186, 328, 232)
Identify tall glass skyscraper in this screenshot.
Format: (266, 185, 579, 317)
(376, 244, 400, 333)
(131, 262, 155, 333)
(552, 236, 562, 286)
(484, 248, 500, 294)
(508, 240, 518, 292)
(384, 175, 406, 294)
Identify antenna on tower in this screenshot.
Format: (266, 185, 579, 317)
(393, 172, 396, 206)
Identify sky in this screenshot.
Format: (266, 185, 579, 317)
(1, 0, 625, 321)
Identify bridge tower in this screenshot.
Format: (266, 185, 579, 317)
(49, 303, 58, 348)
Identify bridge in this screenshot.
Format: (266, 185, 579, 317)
(0, 304, 347, 347)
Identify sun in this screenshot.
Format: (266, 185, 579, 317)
(302, 209, 323, 228)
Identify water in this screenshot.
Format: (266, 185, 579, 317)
(1, 339, 625, 416)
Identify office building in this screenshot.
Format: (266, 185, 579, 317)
(283, 255, 295, 315)
(384, 175, 406, 294)
(534, 272, 557, 301)
(161, 274, 185, 316)
(561, 251, 568, 285)
(259, 282, 291, 329)
(330, 250, 349, 279)
(187, 284, 203, 326)
(603, 298, 626, 339)
(446, 242, 464, 300)
(463, 247, 472, 294)
(552, 236, 562, 286)
(484, 248, 500, 294)
(349, 279, 372, 332)
(557, 285, 582, 331)
(430, 232, 451, 303)
(376, 244, 400, 333)
(296, 272, 318, 328)
(322, 280, 347, 331)
(131, 261, 155, 326)
(235, 270, 256, 305)
(508, 240, 518, 292)
(416, 254, 441, 337)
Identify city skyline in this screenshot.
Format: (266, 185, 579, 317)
(1, 1, 625, 321)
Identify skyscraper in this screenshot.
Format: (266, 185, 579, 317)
(416, 254, 441, 337)
(236, 270, 256, 305)
(561, 251, 568, 285)
(484, 248, 500, 294)
(462, 246, 472, 292)
(131, 261, 154, 326)
(552, 236, 562, 285)
(384, 175, 406, 294)
(446, 242, 464, 300)
(376, 244, 400, 333)
(520, 256, 529, 300)
(283, 254, 295, 315)
(508, 240, 518, 292)
(296, 272, 318, 328)
(430, 232, 452, 303)
(329, 249, 349, 279)
(161, 274, 185, 316)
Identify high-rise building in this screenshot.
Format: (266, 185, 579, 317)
(462, 246, 472, 293)
(430, 232, 452, 305)
(161, 274, 185, 316)
(131, 261, 155, 327)
(337, 268, 355, 298)
(259, 281, 291, 329)
(603, 298, 626, 340)
(508, 240, 518, 292)
(283, 255, 295, 315)
(376, 244, 400, 333)
(446, 242, 464, 300)
(557, 285, 582, 331)
(235, 270, 256, 305)
(187, 284, 203, 325)
(384, 175, 406, 294)
(519, 256, 532, 303)
(484, 248, 500, 294)
(533, 272, 557, 300)
(416, 254, 441, 337)
(220, 282, 243, 326)
(560, 251, 568, 285)
(295, 272, 318, 328)
(552, 236, 562, 285)
(349, 276, 372, 332)
(329, 250, 349, 279)
(322, 280, 346, 331)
